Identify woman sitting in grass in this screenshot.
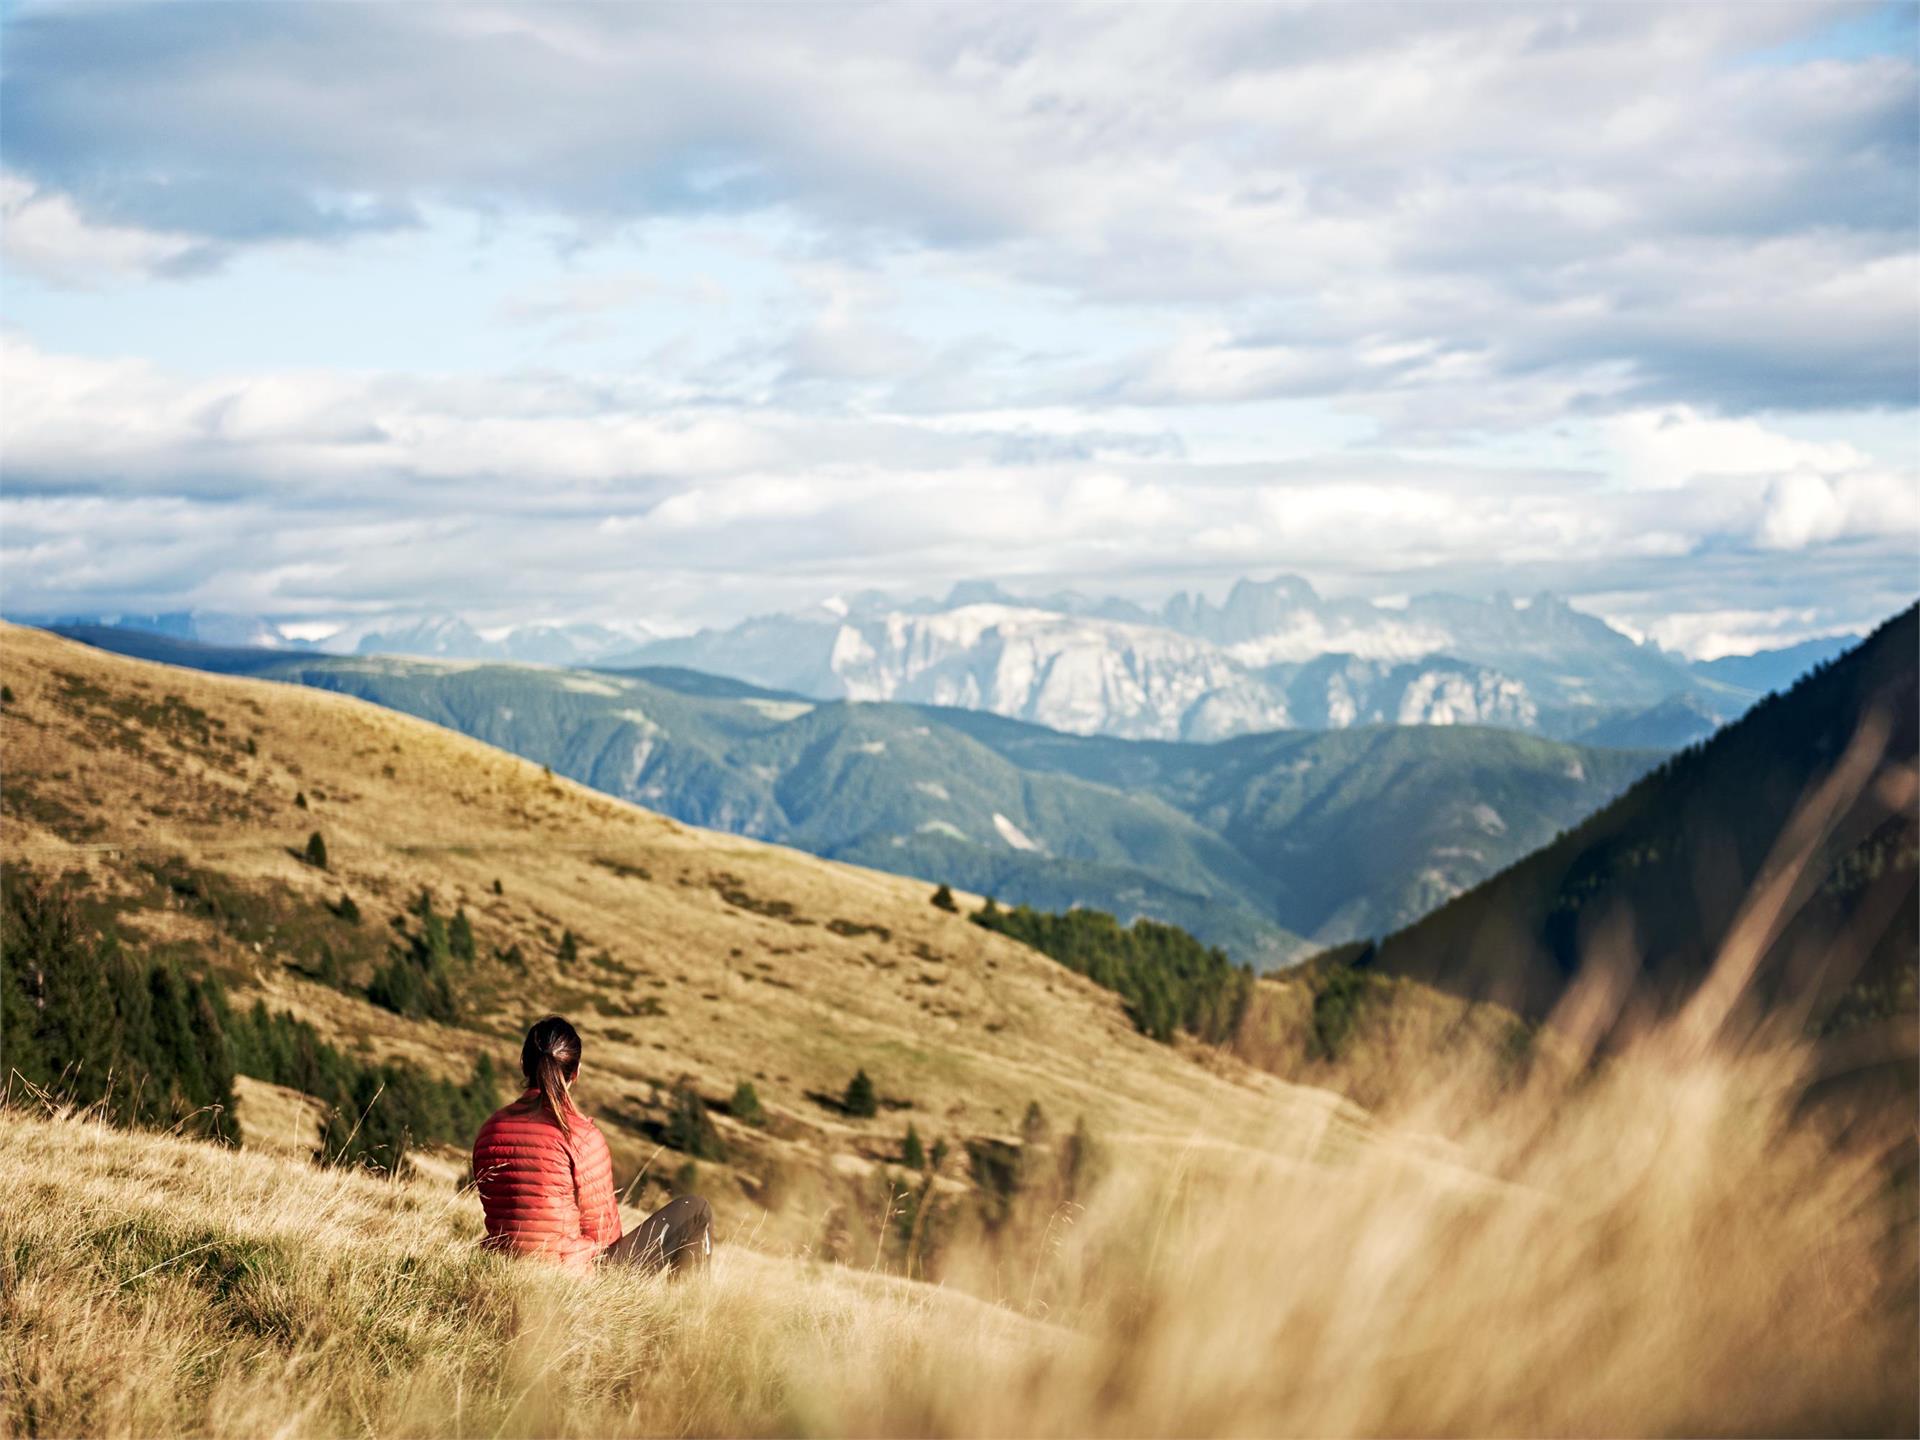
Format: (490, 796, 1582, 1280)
(472, 1015, 712, 1275)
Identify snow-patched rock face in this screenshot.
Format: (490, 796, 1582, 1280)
(1268, 654, 1540, 732)
(637, 602, 1548, 741)
(622, 575, 1721, 742)
(992, 812, 1043, 852)
(820, 604, 1285, 740)
(1394, 669, 1538, 729)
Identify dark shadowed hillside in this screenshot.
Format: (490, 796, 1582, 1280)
(1364, 607, 1918, 1031)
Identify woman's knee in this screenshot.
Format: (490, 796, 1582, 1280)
(665, 1194, 713, 1271)
(663, 1194, 709, 1228)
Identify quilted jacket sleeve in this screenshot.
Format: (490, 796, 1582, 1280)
(572, 1118, 622, 1249)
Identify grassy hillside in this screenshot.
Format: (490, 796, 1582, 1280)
(49, 626, 1662, 962)
(1365, 607, 1919, 1030)
(0, 621, 1355, 1248)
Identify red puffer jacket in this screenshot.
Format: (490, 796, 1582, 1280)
(472, 1090, 621, 1274)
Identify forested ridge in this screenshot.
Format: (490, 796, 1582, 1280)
(1365, 606, 1919, 1023)
(970, 899, 1252, 1044)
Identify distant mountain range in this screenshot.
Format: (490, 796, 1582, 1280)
(7, 610, 653, 668)
(18, 579, 1857, 750)
(46, 627, 1659, 967)
(9, 610, 322, 652)
(1359, 607, 1917, 1033)
(351, 616, 655, 666)
(624, 579, 1859, 748)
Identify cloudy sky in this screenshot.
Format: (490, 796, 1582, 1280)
(2, 1, 1915, 657)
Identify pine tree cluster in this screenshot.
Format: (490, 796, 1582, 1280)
(367, 889, 466, 1023)
(228, 1003, 498, 1173)
(3, 878, 237, 1142)
(971, 902, 1253, 1044)
(2, 875, 499, 1172)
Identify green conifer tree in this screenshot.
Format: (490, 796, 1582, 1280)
(8, 880, 113, 1108)
(105, 941, 163, 1126)
(147, 967, 212, 1125)
(666, 1083, 723, 1159)
(1061, 1114, 1105, 1198)
(729, 1080, 766, 1127)
(844, 1068, 877, 1118)
(185, 977, 238, 1142)
(449, 908, 475, 963)
(1, 960, 44, 1096)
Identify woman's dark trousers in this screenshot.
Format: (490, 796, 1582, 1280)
(601, 1194, 712, 1273)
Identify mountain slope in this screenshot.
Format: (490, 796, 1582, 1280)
(927, 709, 1656, 942)
(0, 622, 1352, 1232)
(1691, 633, 1861, 694)
(10, 1007, 1913, 1439)
(47, 628, 1663, 963)
(132, 645, 1302, 964)
(1366, 608, 1919, 1026)
(353, 615, 653, 665)
(1571, 691, 1729, 751)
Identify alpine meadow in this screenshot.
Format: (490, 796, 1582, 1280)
(2, 3, 1917, 1439)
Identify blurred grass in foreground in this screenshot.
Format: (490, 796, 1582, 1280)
(2, 997, 1912, 1437)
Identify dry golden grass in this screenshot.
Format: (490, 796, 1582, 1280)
(0, 1102, 1067, 1438)
(1233, 966, 1547, 1113)
(3, 1018, 1912, 1438)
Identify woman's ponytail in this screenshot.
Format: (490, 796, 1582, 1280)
(520, 1015, 582, 1135)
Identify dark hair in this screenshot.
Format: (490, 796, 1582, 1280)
(521, 1015, 582, 1134)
